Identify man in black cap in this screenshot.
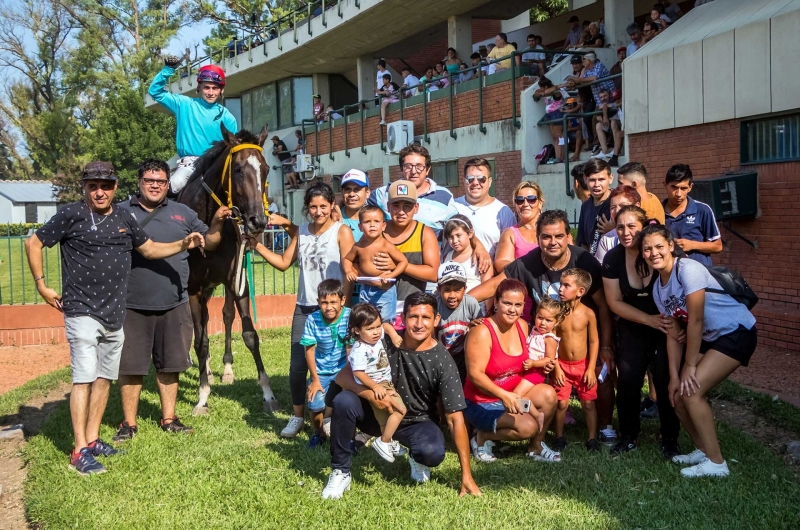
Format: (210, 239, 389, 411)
(25, 161, 206, 476)
(564, 15, 583, 49)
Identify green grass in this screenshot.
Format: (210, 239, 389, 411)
(0, 368, 71, 418)
(22, 329, 800, 529)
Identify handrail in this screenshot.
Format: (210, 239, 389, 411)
(422, 78, 429, 143)
(328, 109, 334, 160)
(448, 78, 456, 139)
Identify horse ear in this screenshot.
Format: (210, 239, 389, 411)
(220, 123, 238, 145)
(258, 125, 269, 146)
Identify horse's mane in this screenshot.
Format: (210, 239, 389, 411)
(186, 129, 262, 185)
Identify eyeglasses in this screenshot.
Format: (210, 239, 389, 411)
(82, 168, 115, 179)
(465, 175, 488, 184)
(402, 163, 427, 173)
(514, 195, 539, 205)
(142, 178, 169, 187)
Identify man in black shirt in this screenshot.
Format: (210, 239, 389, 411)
(25, 161, 205, 476)
(323, 293, 481, 500)
(577, 158, 614, 255)
(114, 159, 229, 442)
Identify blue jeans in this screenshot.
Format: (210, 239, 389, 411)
(307, 373, 337, 413)
(359, 284, 397, 323)
(463, 399, 506, 433)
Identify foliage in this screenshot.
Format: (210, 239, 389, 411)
(530, 0, 569, 24)
(0, 223, 44, 236)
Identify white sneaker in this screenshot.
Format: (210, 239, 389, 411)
(322, 417, 331, 438)
(408, 456, 431, 483)
(527, 442, 562, 463)
(594, 151, 612, 160)
(372, 438, 395, 463)
(599, 426, 617, 446)
(321, 469, 351, 499)
(379, 120, 386, 125)
(391, 440, 407, 457)
(672, 448, 707, 465)
(470, 436, 497, 463)
(280, 416, 304, 438)
(681, 458, 730, 478)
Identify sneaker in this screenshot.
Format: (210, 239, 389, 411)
(586, 438, 601, 452)
(681, 458, 730, 478)
(661, 439, 681, 460)
(608, 155, 619, 167)
(593, 151, 611, 160)
(408, 456, 431, 483)
(640, 401, 659, 419)
(69, 447, 107, 476)
(322, 417, 331, 438)
(611, 438, 637, 455)
(112, 421, 138, 444)
(321, 469, 351, 499)
(470, 437, 497, 463)
(379, 120, 386, 125)
(307, 433, 327, 449)
(591, 144, 601, 155)
(390, 440, 407, 457)
(88, 439, 122, 457)
(372, 438, 396, 463)
(672, 448, 707, 465)
(280, 416, 304, 438)
(527, 442, 562, 463)
(599, 426, 618, 446)
(552, 436, 567, 452)
(160, 416, 194, 434)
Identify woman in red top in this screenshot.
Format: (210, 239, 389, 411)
(464, 279, 560, 463)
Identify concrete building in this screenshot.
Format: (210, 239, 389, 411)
(0, 181, 58, 224)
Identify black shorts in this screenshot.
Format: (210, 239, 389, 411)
(119, 303, 194, 376)
(700, 324, 758, 367)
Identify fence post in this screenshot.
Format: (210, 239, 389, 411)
(449, 78, 457, 139)
(329, 114, 335, 161)
(6, 225, 12, 305)
(344, 104, 350, 157)
(511, 52, 520, 129)
(423, 79, 430, 143)
(563, 113, 573, 198)
(478, 70, 486, 134)
(308, 2, 313, 36)
(360, 103, 366, 154)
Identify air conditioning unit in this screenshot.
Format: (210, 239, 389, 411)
(296, 154, 315, 173)
(689, 172, 758, 221)
(386, 120, 414, 154)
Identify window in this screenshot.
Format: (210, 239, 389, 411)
(278, 79, 293, 129)
(293, 77, 313, 125)
(432, 160, 459, 188)
(741, 113, 800, 165)
(242, 76, 313, 132)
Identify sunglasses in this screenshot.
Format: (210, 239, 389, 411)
(83, 168, 115, 179)
(465, 175, 488, 184)
(514, 195, 539, 205)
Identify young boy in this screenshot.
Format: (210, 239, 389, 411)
(300, 279, 351, 449)
(342, 204, 408, 347)
(434, 262, 483, 384)
(551, 268, 599, 452)
(577, 158, 614, 256)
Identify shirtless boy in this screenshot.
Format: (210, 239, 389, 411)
(343, 204, 408, 346)
(551, 268, 600, 452)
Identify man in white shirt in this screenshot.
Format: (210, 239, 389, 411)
(521, 34, 547, 77)
(375, 59, 391, 97)
(400, 66, 420, 99)
(454, 157, 515, 259)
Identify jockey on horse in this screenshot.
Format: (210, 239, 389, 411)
(148, 55, 239, 196)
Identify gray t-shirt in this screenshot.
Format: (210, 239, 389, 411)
(653, 258, 756, 342)
(436, 294, 483, 356)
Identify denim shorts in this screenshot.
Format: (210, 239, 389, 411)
(544, 110, 564, 121)
(65, 315, 125, 384)
(463, 399, 507, 433)
(307, 373, 338, 412)
(359, 284, 397, 324)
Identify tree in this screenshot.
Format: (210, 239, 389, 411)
(530, 0, 569, 24)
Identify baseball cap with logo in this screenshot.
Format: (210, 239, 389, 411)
(388, 179, 417, 204)
(437, 261, 468, 286)
(82, 161, 117, 181)
(341, 169, 369, 188)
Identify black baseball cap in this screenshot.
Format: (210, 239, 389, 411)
(82, 161, 117, 181)
(568, 16, 579, 23)
(570, 55, 583, 64)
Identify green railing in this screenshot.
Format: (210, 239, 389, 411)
(0, 225, 297, 305)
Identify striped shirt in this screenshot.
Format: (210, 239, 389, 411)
(368, 178, 458, 237)
(299, 307, 351, 376)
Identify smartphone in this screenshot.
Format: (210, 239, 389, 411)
(516, 398, 532, 413)
(597, 363, 609, 383)
(55, 299, 63, 310)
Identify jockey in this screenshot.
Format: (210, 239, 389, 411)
(148, 55, 239, 195)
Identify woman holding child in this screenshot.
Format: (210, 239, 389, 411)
(464, 279, 560, 463)
(601, 206, 680, 457)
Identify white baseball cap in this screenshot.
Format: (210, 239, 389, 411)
(341, 169, 369, 188)
(437, 261, 468, 285)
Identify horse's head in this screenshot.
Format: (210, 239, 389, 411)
(220, 124, 270, 234)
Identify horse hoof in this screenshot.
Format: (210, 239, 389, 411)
(222, 373, 235, 385)
(192, 405, 210, 416)
(263, 399, 281, 414)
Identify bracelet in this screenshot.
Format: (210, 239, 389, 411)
(600, 346, 612, 351)
(33, 275, 45, 283)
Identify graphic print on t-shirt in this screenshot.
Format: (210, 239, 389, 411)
(438, 319, 470, 352)
(537, 280, 561, 303)
(299, 236, 329, 273)
(661, 293, 688, 322)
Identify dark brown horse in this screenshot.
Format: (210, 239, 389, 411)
(178, 124, 280, 414)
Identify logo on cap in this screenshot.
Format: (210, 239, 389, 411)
(397, 184, 409, 196)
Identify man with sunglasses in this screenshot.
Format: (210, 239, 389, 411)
(149, 56, 238, 196)
(454, 157, 515, 260)
(25, 161, 206, 475)
(114, 159, 230, 444)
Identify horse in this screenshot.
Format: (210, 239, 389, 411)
(178, 124, 281, 415)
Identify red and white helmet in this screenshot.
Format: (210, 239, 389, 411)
(197, 65, 226, 87)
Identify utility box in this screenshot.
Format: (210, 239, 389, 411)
(689, 172, 758, 221)
(386, 121, 414, 154)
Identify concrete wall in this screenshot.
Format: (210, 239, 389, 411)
(0, 196, 21, 223)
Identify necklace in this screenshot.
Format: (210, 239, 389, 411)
(463, 203, 480, 216)
(310, 218, 333, 240)
(86, 202, 111, 231)
(542, 247, 571, 271)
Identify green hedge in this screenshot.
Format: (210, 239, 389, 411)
(0, 223, 43, 236)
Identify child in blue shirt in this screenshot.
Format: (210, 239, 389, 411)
(300, 279, 351, 448)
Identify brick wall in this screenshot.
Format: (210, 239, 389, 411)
(629, 119, 800, 351)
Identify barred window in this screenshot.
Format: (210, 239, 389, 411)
(741, 113, 800, 165)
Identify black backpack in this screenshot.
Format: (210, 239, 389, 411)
(535, 144, 556, 163)
(676, 258, 759, 310)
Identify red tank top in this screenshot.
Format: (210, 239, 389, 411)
(464, 319, 527, 403)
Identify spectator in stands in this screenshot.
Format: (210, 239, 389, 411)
(375, 59, 391, 98)
(312, 94, 325, 123)
(419, 66, 439, 93)
(377, 74, 401, 125)
(522, 34, 547, 77)
(626, 23, 645, 57)
(594, 89, 622, 166)
(643, 20, 660, 42)
(324, 105, 343, 122)
(662, 164, 722, 265)
(295, 130, 305, 152)
(457, 63, 472, 83)
(400, 66, 420, 98)
(610, 47, 625, 92)
(564, 16, 583, 49)
(444, 47, 462, 75)
(470, 52, 488, 77)
(454, 157, 516, 260)
(563, 98, 584, 163)
(434, 62, 445, 77)
(571, 52, 615, 108)
(651, 3, 672, 31)
(487, 33, 518, 72)
(533, 76, 567, 163)
(616, 163, 665, 224)
(565, 55, 597, 149)
(437, 69, 451, 90)
(271, 135, 291, 163)
(658, 0, 683, 20)
(585, 22, 606, 48)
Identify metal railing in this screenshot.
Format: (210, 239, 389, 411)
(0, 225, 297, 305)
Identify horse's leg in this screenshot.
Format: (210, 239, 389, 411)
(232, 284, 281, 413)
(192, 287, 214, 415)
(221, 287, 236, 385)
